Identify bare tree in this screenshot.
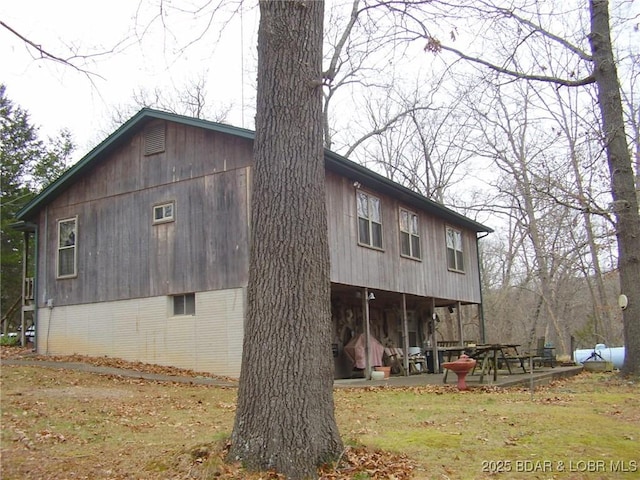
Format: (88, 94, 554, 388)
(471, 80, 579, 353)
(620, 48, 639, 200)
(411, 0, 640, 376)
(587, 0, 639, 375)
(106, 75, 233, 136)
(321, 0, 458, 154)
(228, 2, 342, 478)
(352, 76, 480, 204)
(534, 79, 618, 344)
(321, 0, 409, 150)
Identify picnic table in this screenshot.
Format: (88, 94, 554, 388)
(474, 344, 518, 382)
(425, 345, 470, 374)
(442, 343, 527, 384)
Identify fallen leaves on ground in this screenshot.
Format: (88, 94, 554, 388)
(2, 347, 418, 479)
(1, 346, 236, 383)
(171, 442, 416, 480)
(320, 446, 416, 479)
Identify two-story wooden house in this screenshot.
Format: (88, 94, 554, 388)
(14, 108, 492, 378)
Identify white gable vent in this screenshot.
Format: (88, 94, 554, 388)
(144, 122, 166, 156)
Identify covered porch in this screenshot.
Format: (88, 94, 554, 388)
(330, 282, 484, 380)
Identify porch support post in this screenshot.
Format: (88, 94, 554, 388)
(431, 297, 439, 373)
(457, 301, 463, 345)
(20, 232, 29, 347)
(401, 294, 409, 376)
(363, 287, 371, 379)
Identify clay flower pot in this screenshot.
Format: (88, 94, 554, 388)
(374, 366, 391, 379)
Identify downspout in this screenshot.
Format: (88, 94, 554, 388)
(476, 232, 490, 344)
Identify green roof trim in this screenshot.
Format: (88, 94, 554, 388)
(16, 108, 492, 233)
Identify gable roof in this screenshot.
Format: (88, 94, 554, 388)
(16, 108, 492, 233)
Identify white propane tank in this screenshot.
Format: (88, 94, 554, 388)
(574, 344, 625, 369)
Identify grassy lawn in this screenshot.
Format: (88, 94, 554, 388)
(1, 355, 638, 479)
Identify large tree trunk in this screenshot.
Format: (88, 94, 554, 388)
(589, 0, 640, 376)
(228, 1, 343, 478)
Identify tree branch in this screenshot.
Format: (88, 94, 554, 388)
(493, 5, 593, 62)
(343, 104, 434, 158)
(323, 0, 360, 82)
(1, 20, 109, 80)
(433, 41, 596, 87)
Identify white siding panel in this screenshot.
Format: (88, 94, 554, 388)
(136, 297, 175, 365)
(85, 304, 110, 356)
(225, 289, 245, 373)
(35, 288, 246, 377)
(195, 289, 245, 377)
(109, 300, 136, 358)
(164, 310, 197, 370)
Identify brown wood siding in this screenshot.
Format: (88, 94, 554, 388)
(36, 123, 251, 308)
(326, 171, 482, 303)
(33, 120, 481, 308)
(56, 122, 253, 206)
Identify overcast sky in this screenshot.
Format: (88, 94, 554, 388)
(2, 0, 259, 160)
(4, 0, 637, 173)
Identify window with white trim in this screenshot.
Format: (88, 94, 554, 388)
(357, 191, 383, 249)
(446, 226, 465, 272)
(57, 217, 77, 278)
(173, 293, 195, 316)
(153, 201, 175, 224)
(399, 209, 421, 259)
